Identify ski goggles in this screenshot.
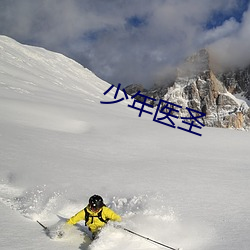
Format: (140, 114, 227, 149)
(89, 205, 101, 212)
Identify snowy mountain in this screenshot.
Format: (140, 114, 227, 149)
(126, 49, 250, 130)
(217, 65, 250, 101)
(0, 36, 250, 250)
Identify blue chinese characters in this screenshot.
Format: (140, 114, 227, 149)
(101, 84, 205, 136)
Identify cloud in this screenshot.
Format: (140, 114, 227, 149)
(200, 18, 240, 45)
(209, 4, 250, 69)
(0, 0, 249, 87)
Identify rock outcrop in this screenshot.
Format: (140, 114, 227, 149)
(125, 49, 250, 130)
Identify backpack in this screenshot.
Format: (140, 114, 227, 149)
(84, 206, 109, 226)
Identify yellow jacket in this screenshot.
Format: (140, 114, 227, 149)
(67, 206, 121, 233)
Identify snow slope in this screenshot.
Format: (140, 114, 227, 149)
(0, 36, 250, 250)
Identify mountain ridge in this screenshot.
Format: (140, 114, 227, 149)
(125, 49, 250, 130)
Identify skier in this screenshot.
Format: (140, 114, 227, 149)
(66, 194, 121, 239)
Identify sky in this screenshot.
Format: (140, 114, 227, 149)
(0, 0, 249, 88)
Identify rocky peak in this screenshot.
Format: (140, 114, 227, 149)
(125, 48, 250, 130)
(124, 83, 146, 96)
(177, 49, 210, 78)
(217, 66, 250, 101)
(165, 49, 250, 129)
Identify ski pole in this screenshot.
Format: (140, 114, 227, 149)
(37, 220, 48, 231)
(122, 227, 180, 250)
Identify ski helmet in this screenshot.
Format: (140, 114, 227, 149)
(89, 195, 104, 210)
